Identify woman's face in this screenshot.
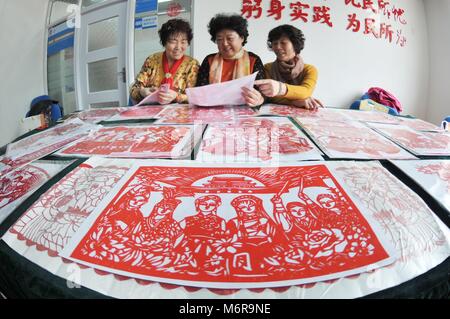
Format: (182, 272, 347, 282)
(198, 198, 219, 214)
(215, 29, 244, 59)
(237, 200, 256, 214)
(164, 32, 189, 61)
(289, 205, 307, 218)
(318, 196, 336, 210)
(271, 35, 297, 62)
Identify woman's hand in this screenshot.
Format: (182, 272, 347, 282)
(292, 97, 324, 111)
(140, 87, 156, 97)
(242, 87, 264, 107)
(254, 79, 287, 97)
(158, 88, 178, 105)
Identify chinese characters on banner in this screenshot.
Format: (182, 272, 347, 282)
(241, 0, 408, 47)
(242, 0, 333, 26)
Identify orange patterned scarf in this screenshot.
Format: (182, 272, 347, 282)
(209, 49, 251, 84)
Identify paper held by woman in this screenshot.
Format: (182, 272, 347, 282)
(186, 72, 258, 106)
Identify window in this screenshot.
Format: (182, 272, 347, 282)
(134, 0, 193, 75)
(47, 1, 78, 114)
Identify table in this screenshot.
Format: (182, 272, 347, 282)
(0, 108, 449, 299)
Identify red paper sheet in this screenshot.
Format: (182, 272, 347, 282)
(62, 162, 395, 289)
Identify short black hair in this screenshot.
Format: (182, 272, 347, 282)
(158, 18, 193, 46)
(208, 13, 249, 46)
(267, 24, 305, 54)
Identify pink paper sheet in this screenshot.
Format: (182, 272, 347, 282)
(258, 105, 350, 122)
(136, 90, 159, 106)
(295, 118, 416, 159)
(197, 117, 323, 162)
(154, 105, 255, 124)
(106, 105, 165, 121)
(368, 123, 450, 156)
(71, 108, 126, 123)
(186, 72, 258, 106)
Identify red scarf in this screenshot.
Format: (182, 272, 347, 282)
(162, 52, 185, 90)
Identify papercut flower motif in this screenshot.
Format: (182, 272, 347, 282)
(302, 228, 348, 258)
(211, 235, 243, 254)
(347, 226, 374, 258)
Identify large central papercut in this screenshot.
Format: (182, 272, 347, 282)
(62, 161, 395, 289)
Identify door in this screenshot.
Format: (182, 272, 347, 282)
(76, 0, 128, 109)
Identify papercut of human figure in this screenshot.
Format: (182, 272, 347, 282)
(178, 195, 228, 274)
(145, 187, 183, 245)
(227, 195, 287, 274)
(106, 185, 151, 236)
(271, 193, 319, 247)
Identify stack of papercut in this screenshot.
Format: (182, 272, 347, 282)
(196, 117, 323, 162)
(1, 119, 97, 177)
(295, 117, 416, 159)
(367, 122, 450, 156)
(57, 124, 204, 159)
(154, 104, 255, 124)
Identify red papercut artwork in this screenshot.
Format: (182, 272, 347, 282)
(0, 156, 29, 179)
(155, 105, 255, 124)
(340, 110, 400, 124)
(297, 118, 415, 159)
(197, 117, 322, 162)
(1, 121, 93, 177)
(241, 0, 263, 19)
(9, 163, 129, 254)
(312, 6, 333, 27)
(6, 119, 94, 159)
(267, 0, 285, 20)
(58, 125, 195, 158)
(0, 165, 49, 210)
(290, 2, 310, 22)
(397, 118, 441, 132)
(0, 161, 71, 224)
(111, 106, 164, 120)
(371, 124, 450, 155)
(258, 105, 350, 122)
(334, 162, 447, 262)
(74, 108, 125, 123)
(417, 163, 450, 192)
(64, 163, 393, 288)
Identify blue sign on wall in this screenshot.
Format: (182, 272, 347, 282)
(136, 0, 158, 14)
(135, 15, 158, 30)
(47, 22, 75, 56)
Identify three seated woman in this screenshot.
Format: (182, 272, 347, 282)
(130, 14, 321, 109)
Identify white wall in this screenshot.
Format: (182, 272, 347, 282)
(0, 0, 49, 147)
(192, 0, 429, 118)
(0, 0, 438, 147)
(424, 0, 450, 125)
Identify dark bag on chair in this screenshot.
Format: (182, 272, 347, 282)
(27, 95, 63, 124)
